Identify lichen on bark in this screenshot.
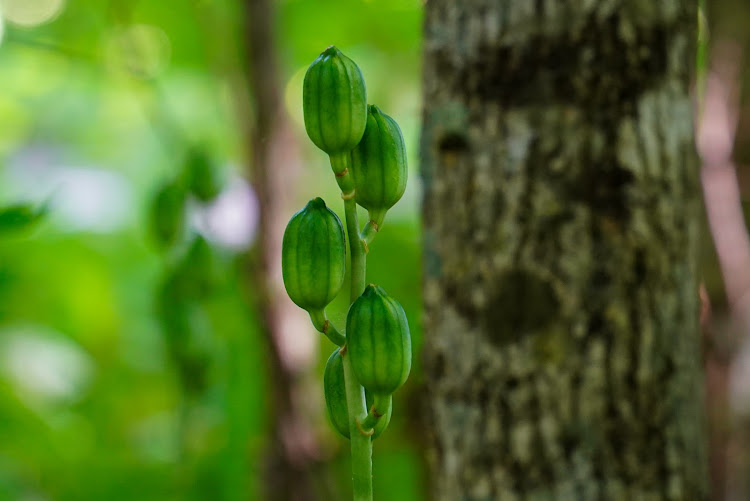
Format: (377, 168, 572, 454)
(421, 1, 709, 499)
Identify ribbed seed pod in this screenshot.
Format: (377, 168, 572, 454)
(347, 284, 411, 396)
(149, 179, 186, 250)
(350, 105, 407, 225)
(323, 349, 391, 440)
(303, 46, 367, 156)
(281, 198, 346, 311)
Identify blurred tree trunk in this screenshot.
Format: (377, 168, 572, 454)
(421, 2, 709, 499)
(243, 1, 330, 500)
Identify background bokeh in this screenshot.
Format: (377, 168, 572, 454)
(3, 0, 750, 499)
(0, 0, 422, 499)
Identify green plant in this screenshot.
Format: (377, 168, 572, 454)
(149, 179, 186, 249)
(0, 203, 47, 237)
(184, 146, 223, 202)
(323, 349, 392, 440)
(147, 146, 226, 461)
(281, 46, 411, 501)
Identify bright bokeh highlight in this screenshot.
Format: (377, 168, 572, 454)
(0, 0, 65, 27)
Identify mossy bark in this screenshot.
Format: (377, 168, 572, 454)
(420, 2, 709, 499)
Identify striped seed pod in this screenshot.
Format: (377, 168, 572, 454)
(347, 284, 411, 396)
(323, 348, 392, 440)
(281, 198, 346, 311)
(350, 105, 407, 226)
(303, 46, 367, 157)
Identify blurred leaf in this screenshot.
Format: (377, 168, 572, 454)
(154, 236, 224, 395)
(155, 276, 210, 395)
(0, 203, 47, 236)
(184, 147, 223, 202)
(148, 179, 186, 250)
(159, 236, 222, 304)
(181, 236, 222, 295)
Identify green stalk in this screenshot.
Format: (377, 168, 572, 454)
(331, 152, 373, 501)
(309, 309, 346, 346)
(361, 220, 379, 247)
(360, 394, 391, 431)
(341, 346, 371, 500)
(330, 153, 356, 199)
(344, 196, 367, 299)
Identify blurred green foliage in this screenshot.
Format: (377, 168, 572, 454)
(0, 203, 47, 236)
(0, 0, 423, 500)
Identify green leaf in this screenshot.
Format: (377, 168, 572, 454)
(184, 147, 223, 202)
(148, 179, 186, 250)
(0, 203, 47, 236)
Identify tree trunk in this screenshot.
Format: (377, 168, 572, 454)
(243, 1, 330, 499)
(421, 2, 709, 499)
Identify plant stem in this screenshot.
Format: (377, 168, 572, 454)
(330, 151, 366, 299)
(341, 346, 372, 501)
(309, 309, 346, 346)
(345, 197, 367, 299)
(360, 394, 391, 431)
(333, 152, 373, 501)
(361, 220, 378, 247)
(330, 153, 356, 198)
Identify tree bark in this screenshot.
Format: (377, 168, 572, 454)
(421, 2, 709, 499)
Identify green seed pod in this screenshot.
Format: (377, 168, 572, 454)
(149, 179, 186, 250)
(347, 285, 411, 396)
(323, 349, 391, 440)
(350, 105, 407, 225)
(282, 198, 346, 311)
(184, 147, 222, 202)
(303, 46, 367, 156)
